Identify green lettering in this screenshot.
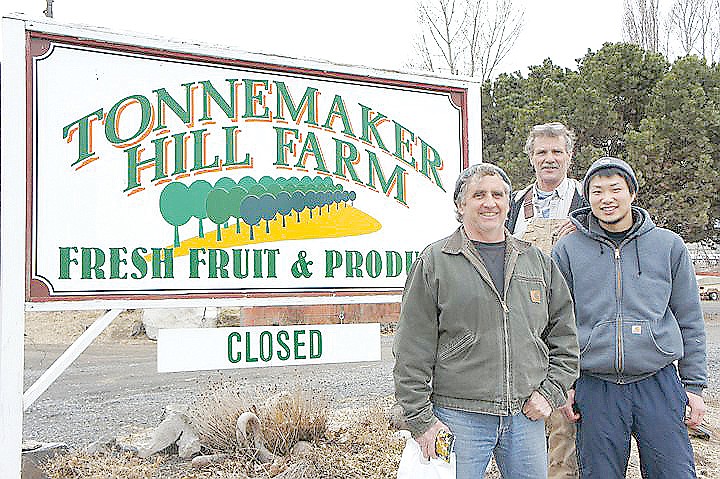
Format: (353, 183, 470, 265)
(345, 250, 363, 278)
(208, 249, 229, 278)
(265, 249, 279, 278)
(151, 248, 174, 278)
(199, 79, 237, 121)
(59, 246, 78, 279)
(420, 138, 444, 191)
(189, 248, 205, 278)
(322, 95, 355, 137)
(105, 95, 152, 144)
(295, 131, 329, 173)
(274, 81, 318, 125)
(109, 247, 128, 279)
(309, 330, 322, 359)
(277, 330, 291, 360)
(333, 138, 361, 182)
(245, 331, 258, 362)
(228, 332, 242, 363)
(153, 82, 194, 130)
(365, 250, 382, 278)
(386, 251, 402, 278)
(366, 150, 407, 205)
(259, 331, 273, 362)
(274, 126, 299, 167)
(359, 104, 389, 152)
(62, 109, 103, 167)
(124, 136, 169, 192)
(310, 329, 322, 359)
(294, 330, 306, 359)
(131, 247, 148, 279)
(189, 129, 219, 172)
(325, 250, 342, 278)
(81, 247, 105, 279)
(242, 79, 271, 119)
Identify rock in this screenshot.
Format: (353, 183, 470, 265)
(22, 442, 68, 479)
(236, 411, 277, 464)
(142, 307, 218, 340)
(21, 458, 47, 479)
(133, 404, 201, 458)
(191, 453, 229, 468)
(290, 440, 313, 457)
(177, 425, 202, 458)
(85, 435, 116, 454)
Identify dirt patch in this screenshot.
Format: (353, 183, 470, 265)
(24, 309, 145, 345)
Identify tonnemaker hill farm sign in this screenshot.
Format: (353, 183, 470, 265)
(7, 17, 482, 305)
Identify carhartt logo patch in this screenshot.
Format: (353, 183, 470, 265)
(632, 325, 642, 335)
(530, 290, 542, 303)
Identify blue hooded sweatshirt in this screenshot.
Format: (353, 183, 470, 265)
(552, 206, 706, 394)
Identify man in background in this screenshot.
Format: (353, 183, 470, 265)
(507, 121, 586, 478)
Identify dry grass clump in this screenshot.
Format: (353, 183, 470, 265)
(42, 450, 163, 479)
(259, 388, 327, 457)
(41, 386, 403, 479)
(185, 380, 327, 458)
(304, 407, 404, 479)
(185, 378, 251, 453)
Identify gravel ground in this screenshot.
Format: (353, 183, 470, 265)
(20, 308, 720, 478)
(22, 310, 395, 447)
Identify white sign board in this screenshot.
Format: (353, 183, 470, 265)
(157, 323, 381, 372)
(7, 17, 483, 307)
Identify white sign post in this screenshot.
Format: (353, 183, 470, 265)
(1, 14, 483, 478)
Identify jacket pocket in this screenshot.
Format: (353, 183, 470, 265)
(437, 330, 475, 361)
(579, 321, 616, 375)
(510, 275, 547, 332)
(621, 319, 679, 376)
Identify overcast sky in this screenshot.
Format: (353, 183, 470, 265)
(1, 0, 624, 76)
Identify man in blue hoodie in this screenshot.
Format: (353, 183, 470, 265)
(551, 157, 707, 478)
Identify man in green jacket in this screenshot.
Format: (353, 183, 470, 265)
(393, 163, 579, 478)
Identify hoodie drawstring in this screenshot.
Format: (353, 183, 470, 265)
(635, 241, 642, 276)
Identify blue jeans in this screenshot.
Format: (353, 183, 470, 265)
(574, 364, 696, 478)
(434, 406, 547, 478)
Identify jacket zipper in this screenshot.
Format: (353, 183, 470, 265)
(500, 297, 510, 414)
(614, 247, 623, 375)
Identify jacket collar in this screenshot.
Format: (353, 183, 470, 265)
(442, 226, 532, 255)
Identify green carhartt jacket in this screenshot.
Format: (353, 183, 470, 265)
(393, 227, 579, 437)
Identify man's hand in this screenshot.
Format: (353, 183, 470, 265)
(522, 390, 552, 420)
(559, 388, 581, 423)
(415, 420, 449, 460)
(685, 391, 706, 429)
(552, 219, 576, 241)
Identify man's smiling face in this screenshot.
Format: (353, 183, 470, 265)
(531, 135, 571, 191)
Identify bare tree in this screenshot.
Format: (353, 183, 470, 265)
(409, 0, 524, 82)
(623, 0, 662, 52)
(668, 0, 706, 55)
(711, 0, 720, 62)
(628, 0, 720, 62)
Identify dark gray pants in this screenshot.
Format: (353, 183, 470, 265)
(574, 364, 696, 479)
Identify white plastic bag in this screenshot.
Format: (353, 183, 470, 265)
(397, 438, 456, 479)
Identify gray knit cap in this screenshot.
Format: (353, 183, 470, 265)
(583, 157, 638, 199)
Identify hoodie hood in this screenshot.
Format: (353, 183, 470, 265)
(569, 205, 655, 243)
(569, 205, 656, 277)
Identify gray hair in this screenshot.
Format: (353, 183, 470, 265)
(524, 122, 575, 158)
(453, 163, 511, 222)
